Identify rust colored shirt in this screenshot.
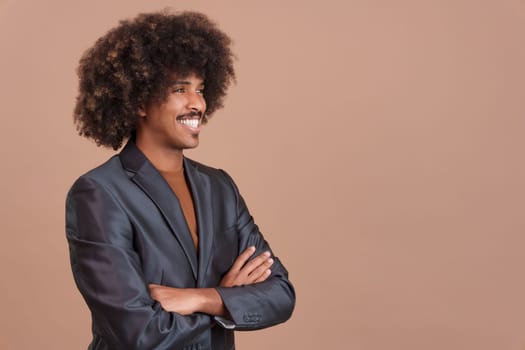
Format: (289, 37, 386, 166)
(160, 168, 198, 251)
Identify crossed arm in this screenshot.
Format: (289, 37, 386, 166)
(66, 174, 295, 348)
(148, 246, 274, 317)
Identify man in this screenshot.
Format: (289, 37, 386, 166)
(66, 11, 295, 350)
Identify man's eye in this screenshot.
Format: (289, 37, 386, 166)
(173, 88, 185, 93)
(196, 89, 205, 95)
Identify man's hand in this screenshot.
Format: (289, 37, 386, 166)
(148, 285, 200, 315)
(148, 285, 226, 316)
(148, 246, 273, 316)
(220, 246, 274, 287)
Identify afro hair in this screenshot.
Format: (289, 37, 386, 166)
(73, 10, 236, 150)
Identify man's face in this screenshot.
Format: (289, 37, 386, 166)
(138, 72, 206, 151)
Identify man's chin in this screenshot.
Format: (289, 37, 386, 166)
(183, 140, 199, 150)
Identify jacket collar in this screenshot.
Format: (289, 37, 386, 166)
(119, 139, 215, 283)
(183, 156, 215, 287)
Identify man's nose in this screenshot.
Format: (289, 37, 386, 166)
(187, 92, 205, 112)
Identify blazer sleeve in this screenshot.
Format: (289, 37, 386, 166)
(214, 170, 296, 330)
(65, 176, 212, 349)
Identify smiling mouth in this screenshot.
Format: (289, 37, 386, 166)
(177, 112, 202, 129)
(178, 118, 200, 128)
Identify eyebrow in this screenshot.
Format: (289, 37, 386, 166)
(171, 80, 205, 86)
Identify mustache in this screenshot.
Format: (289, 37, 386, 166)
(177, 110, 203, 119)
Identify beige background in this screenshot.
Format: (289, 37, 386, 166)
(1, 0, 525, 349)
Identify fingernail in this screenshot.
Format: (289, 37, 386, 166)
(250, 246, 256, 252)
(268, 258, 274, 265)
(264, 251, 271, 257)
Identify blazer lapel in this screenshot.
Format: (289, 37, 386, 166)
(119, 141, 198, 280)
(184, 157, 215, 287)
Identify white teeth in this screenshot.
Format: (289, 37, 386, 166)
(178, 119, 199, 128)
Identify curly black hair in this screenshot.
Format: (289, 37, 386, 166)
(73, 10, 236, 150)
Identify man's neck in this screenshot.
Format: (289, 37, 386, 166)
(135, 138, 184, 173)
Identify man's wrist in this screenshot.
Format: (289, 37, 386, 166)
(195, 288, 225, 317)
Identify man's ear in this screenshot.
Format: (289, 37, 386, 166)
(138, 106, 147, 117)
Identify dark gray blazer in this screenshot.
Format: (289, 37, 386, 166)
(66, 140, 295, 350)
